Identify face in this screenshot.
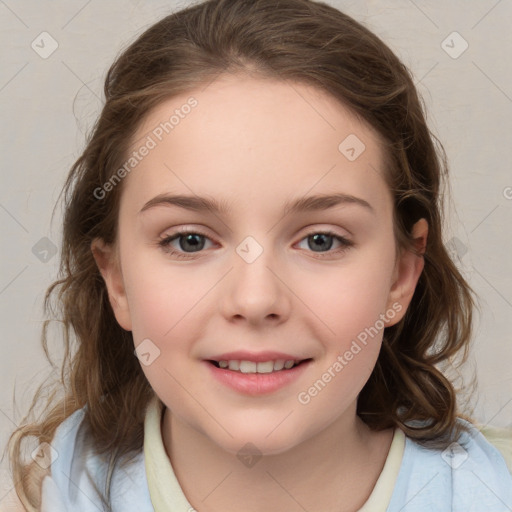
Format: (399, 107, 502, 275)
(93, 73, 426, 456)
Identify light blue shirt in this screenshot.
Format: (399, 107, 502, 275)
(387, 421, 512, 511)
(40, 403, 512, 511)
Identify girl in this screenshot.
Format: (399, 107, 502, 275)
(5, 0, 512, 510)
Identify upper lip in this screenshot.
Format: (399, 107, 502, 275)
(206, 351, 310, 362)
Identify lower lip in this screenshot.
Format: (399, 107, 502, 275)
(204, 360, 311, 395)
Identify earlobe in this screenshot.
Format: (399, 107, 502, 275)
(385, 218, 428, 326)
(91, 238, 132, 331)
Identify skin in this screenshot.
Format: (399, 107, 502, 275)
(92, 73, 428, 512)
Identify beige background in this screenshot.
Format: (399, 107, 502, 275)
(1, 0, 511, 499)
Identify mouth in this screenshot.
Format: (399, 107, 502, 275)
(207, 358, 313, 374)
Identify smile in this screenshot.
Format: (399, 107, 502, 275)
(209, 359, 307, 373)
(205, 358, 313, 395)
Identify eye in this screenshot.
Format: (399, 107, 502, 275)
(295, 231, 353, 258)
(158, 228, 215, 259)
(158, 228, 354, 260)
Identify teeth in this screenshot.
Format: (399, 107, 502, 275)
(256, 361, 274, 373)
(216, 359, 300, 373)
(239, 361, 257, 373)
(273, 359, 285, 370)
(228, 360, 239, 371)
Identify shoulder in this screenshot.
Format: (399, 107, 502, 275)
(478, 423, 512, 474)
(386, 417, 512, 512)
(0, 408, 87, 512)
(40, 405, 153, 511)
(451, 418, 512, 475)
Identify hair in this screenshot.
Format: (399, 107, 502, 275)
(6, 0, 476, 509)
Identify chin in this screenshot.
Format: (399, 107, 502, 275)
(204, 419, 307, 457)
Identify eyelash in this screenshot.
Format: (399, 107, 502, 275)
(158, 227, 354, 260)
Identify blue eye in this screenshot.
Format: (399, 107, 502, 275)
(159, 229, 213, 259)
(296, 232, 353, 255)
(158, 229, 353, 260)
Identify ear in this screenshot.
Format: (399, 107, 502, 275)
(385, 218, 428, 327)
(91, 238, 132, 331)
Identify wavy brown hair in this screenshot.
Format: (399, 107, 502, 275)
(6, 0, 476, 509)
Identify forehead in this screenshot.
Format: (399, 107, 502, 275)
(120, 74, 392, 219)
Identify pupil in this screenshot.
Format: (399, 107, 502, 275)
(180, 234, 204, 252)
(309, 233, 333, 252)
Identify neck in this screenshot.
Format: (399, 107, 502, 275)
(161, 403, 394, 512)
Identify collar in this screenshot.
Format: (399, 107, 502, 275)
(143, 394, 405, 511)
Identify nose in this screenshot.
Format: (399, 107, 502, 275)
(219, 241, 292, 327)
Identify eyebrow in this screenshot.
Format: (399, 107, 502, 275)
(139, 192, 375, 216)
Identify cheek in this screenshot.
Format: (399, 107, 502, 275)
(122, 258, 208, 405)
(125, 265, 204, 342)
(304, 243, 396, 339)
(118, 228, 201, 335)
(296, 259, 394, 421)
